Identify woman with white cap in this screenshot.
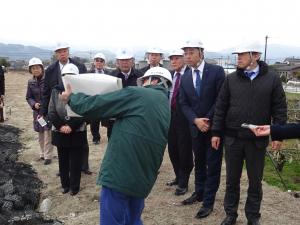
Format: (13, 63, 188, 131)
(26, 57, 53, 165)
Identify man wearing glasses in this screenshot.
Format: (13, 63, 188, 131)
(89, 53, 111, 145)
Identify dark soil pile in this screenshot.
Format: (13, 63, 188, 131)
(0, 124, 62, 225)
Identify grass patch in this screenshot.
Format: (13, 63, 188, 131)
(264, 155, 300, 191)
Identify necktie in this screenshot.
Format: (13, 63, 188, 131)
(195, 69, 201, 97)
(123, 73, 129, 80)
(245, 71, 255, 79)
(171, 73, 181, 110)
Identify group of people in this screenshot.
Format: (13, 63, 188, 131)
(20, 38, 294, 225)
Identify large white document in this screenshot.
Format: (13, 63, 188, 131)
(62, 73, 123, 117)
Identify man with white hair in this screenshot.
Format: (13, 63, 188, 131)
(60, 67, 172, 225)
(41, 42, 87, 116)
(166, 49, 193, 196)
(41, 42, 90, 175)
(211, 42, 287, 225)
(89, 52, 111, 144)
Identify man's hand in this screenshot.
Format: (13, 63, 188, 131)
(251, 125, 270, 137)
(194, 118, 210, 132)
(211, 136, 220, 150)
(60, 84, 73, 103)
(34, 103, 40, 110)
(271, 141, 282, 151)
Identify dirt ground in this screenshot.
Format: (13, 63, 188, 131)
(2, 71, 300, 225)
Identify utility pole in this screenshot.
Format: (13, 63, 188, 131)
(264, 35, 269, 62)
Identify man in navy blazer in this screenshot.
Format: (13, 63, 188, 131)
(179, 39, 225, 219)
(41, 43, 87, 116)
(41, 43, 90, 174)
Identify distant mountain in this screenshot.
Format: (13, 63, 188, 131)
(0, 43, 52, 60)
(1, 43, 300, 65)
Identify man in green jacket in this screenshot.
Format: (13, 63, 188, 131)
(61, 67, 172, 225)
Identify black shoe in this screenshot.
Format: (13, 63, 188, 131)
(182, 192, 202, 205)
(56, 172, 60, 177)
(220, 216, 237, 225)
(70, 190, 79, 196)
(44, 159, 51, 165)
(62, 188, 69, 194)
(82, 170, 92, 175)
(195, 206, 213, 219)
(166, 179, 178, 186)
(247, 219, 260, 225)
(175, 187, 188, 196)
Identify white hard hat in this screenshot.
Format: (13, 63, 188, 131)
(54, 42, 70, 52)
(168, 49, 184, 58)
(232, 42, 262, 54)
(61, 63, 79, 75)
(181, 39, 204, 50)
(116, 48, 134, 60)
(146, 47, 164, 55)
(28, 57, 43, 67)
(93, 52, 106, 61)
(137, 67, 172, 89)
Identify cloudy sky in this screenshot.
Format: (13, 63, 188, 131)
(0, 0, 299, 52)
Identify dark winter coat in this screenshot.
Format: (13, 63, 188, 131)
(212, 61, 287, 141)
(109, 68, 142, 87)
(48, 88, 87, 148)
(26, 75, 50, 132)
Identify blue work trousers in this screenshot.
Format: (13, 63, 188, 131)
(100, 186, 144, 225)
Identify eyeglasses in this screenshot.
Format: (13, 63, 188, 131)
(95, 58, 105, 63)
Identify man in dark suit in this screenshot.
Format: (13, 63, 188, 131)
(89, 52, 111, 144)
(139, 47, 164, 75)
(105, 49, 142, 139)
(41, 42, 91, 175)
(41, 43, 87, 116)
(179, 39, 225, 219)
(166, 49, 193, 196)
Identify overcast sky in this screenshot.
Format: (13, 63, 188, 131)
(0, 0, 299, 52)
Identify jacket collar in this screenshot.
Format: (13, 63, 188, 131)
(236, 61, 268, 77)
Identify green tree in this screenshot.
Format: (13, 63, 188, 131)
(0, 58, 10, 67)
